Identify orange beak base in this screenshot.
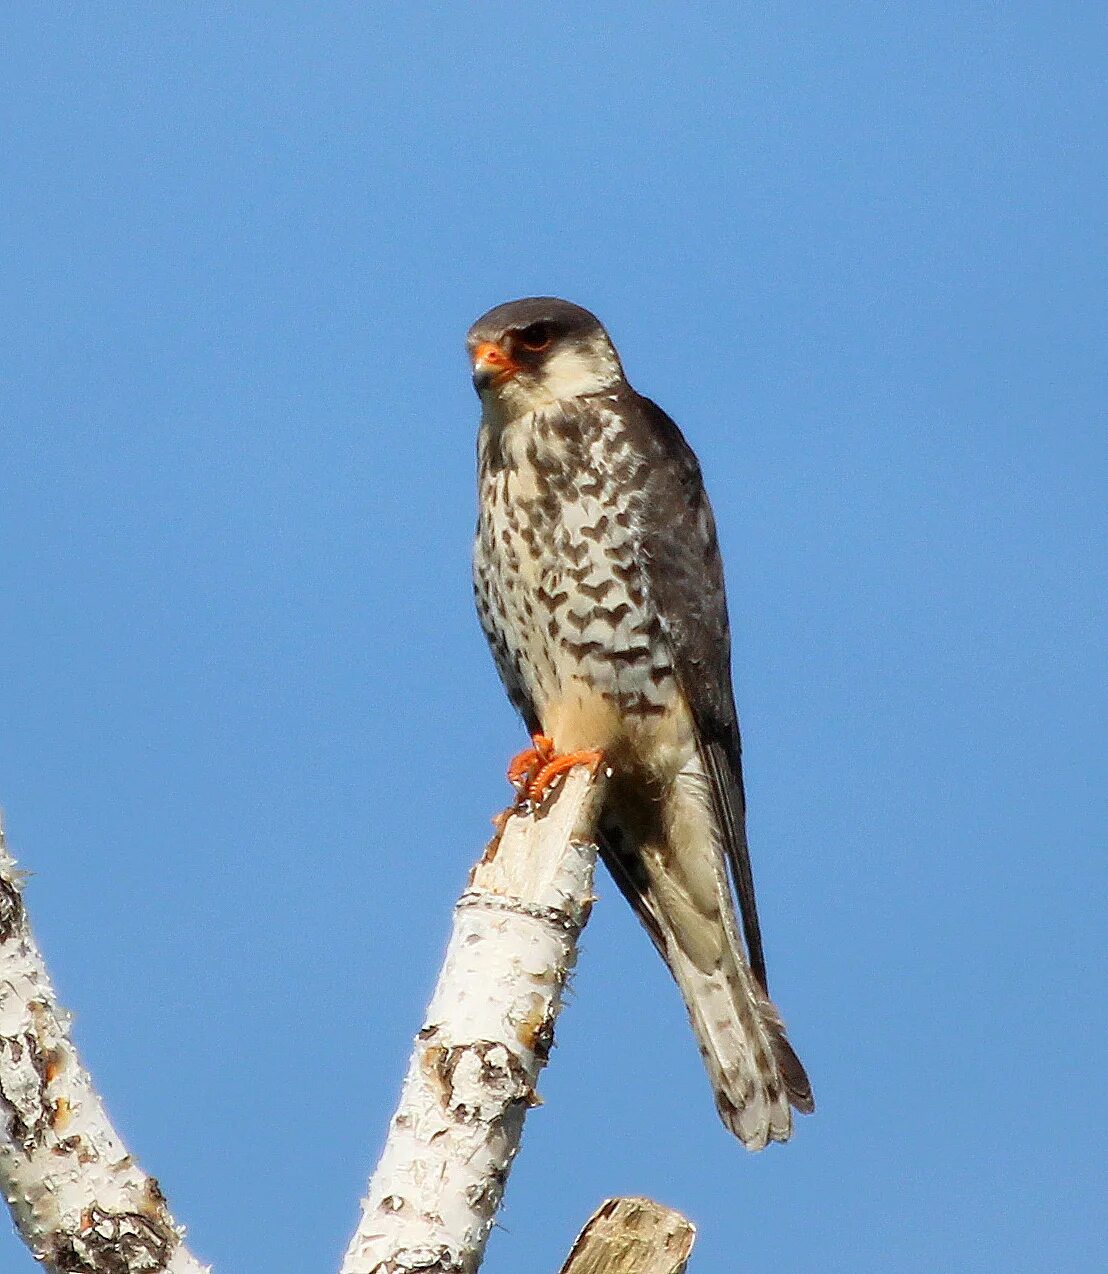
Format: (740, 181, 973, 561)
(471, 340, 520, 389)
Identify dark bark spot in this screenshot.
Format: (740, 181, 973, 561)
(0, 876, 25, 939)
(51, 1206, 176, 1274)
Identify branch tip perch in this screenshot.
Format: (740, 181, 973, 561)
(340, 765, 608, 1274)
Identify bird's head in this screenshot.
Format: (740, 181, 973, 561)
(466, 297, 624, 416)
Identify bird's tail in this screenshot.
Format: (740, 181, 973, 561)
(661, 908, 813, 1149)
(599, 765, 813, 1150)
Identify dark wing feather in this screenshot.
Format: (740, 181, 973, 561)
(595, 814, 668, 957)
(620, 389, 770, 992)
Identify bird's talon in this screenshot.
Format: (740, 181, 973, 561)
(506, 733, 555, 794)
(524, 748, 605, 805)
(504, 736, 604, 807)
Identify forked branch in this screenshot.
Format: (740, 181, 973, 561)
(2, 768, 695, 1274)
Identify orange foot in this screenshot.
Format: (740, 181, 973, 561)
(507, 734, 555, 795)
(506, 733, 604, 806)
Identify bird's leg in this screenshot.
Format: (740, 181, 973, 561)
(504, 734, 605, 808)
(506, 734, 555, 795)
(524, 747, 605, 805)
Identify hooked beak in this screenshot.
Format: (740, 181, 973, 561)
(470, 340, 520, 393)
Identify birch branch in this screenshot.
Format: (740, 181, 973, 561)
(559, 1198, 696, 1274)
(341, 764, 608, 1274)
(0, 813, 208, 1274)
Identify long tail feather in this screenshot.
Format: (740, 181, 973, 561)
(599, 760, 812, 1149)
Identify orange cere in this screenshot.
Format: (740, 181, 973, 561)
(472, 340, 520, 380)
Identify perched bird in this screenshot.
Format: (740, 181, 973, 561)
(468, 297, 812, 1149)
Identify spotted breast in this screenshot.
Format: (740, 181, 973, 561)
(473, 398, 676, 757)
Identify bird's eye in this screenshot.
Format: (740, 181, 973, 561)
(514, 322, 553, 352)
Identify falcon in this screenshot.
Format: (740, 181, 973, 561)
(468, 297, 813, 1148)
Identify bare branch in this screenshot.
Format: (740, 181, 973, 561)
(559, 1198, 696, 1274)
(340, 764, 608, 1274)
(0, 813, 208, 1274)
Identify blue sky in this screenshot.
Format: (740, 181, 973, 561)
(2, 6, 1104, 1271)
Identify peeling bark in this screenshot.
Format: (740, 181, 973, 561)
(340, 765, 607, 1274)
(559, 1198, 695, 1274)
(0, 815, 208, 1274)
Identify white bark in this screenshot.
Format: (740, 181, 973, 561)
(0, 814, 208, 1274)
(341, 764, 608, 1274)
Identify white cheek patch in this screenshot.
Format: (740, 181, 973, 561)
(538, 340, 621, 399)
(494, 335, 622, 416)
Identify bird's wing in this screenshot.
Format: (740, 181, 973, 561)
(621, 390, 769, 992)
